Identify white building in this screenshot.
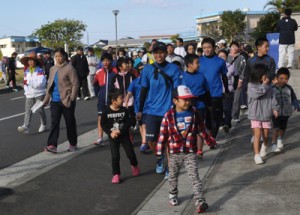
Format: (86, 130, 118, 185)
(0, 36, 40, 57)
(195, 9, 268, 42)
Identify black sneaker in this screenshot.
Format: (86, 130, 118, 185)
(222, 125, 229, 133)
(196, 200, 208, 213)
(210, 144, 217, 150)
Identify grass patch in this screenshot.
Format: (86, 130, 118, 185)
(0, 69, 24, 88)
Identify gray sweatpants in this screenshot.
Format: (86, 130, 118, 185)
(24, 95, 47, 128)
(232, 87, 242, 120)
(169, 153, 205, 206)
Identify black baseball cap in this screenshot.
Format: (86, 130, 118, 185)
(153, 42, 167, 52)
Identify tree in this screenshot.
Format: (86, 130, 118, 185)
(200, 22, 222, 41)
(219, 10, 246, 42)
(143, 42, 151, 52)
(32, 19, 87, 51)
(170, 34, 179, 43)
(250, 13, 281, 40)
(264, 0, 285, 12)
(282, 0, 300, 11)
(264, 0, 300, 13)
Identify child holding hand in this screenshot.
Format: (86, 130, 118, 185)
(247, 64, 279, 165)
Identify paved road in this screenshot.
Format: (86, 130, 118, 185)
(0, 88, 164, 215)
(185, 113, 300, 215)
(0, 88, 98, 169)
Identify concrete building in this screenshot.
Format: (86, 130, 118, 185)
(291, 12, 300, 68)
(0, 36, 40, 57)
(195, 9, 268, 42)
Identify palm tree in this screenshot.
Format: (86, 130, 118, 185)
(264, 0, 300, 13)
(286, 0, 300, 11)
(264, 0, 285, 13)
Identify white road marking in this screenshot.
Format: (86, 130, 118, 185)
(10, 96, 25, 100)
(0, 128, 104, 188)
(0, 106, 50, 122)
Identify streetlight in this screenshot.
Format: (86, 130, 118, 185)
(112, 10, 119, 55)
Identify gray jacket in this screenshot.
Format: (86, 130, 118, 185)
(272, 84, 299, 116)
(247, 83, 279, 121)
(227, 54, 246, 81)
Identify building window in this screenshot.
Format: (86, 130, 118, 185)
(26, 42, 38, 47)
(0, 45, 6, 48)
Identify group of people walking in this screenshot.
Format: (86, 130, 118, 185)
(7, 8, 298, 213)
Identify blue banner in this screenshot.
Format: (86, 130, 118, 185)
(267, 33, 279, 69)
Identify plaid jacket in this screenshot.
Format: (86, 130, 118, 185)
(156, 106, 216, 156)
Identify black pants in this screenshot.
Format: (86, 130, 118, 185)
(109, 136, 138, 175)
(78, 76, 89, 98)
(205, 97, 223, 138)
(6, 70, 16, 88)
(47, 101, 77, 147)
(223, 93, 234, 128)
(240, 80, 248, 107)
(128, 106, 136, 127)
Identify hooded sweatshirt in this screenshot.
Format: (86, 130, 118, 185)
(112, 71, 136, 106)
(247, 82, 279, 121)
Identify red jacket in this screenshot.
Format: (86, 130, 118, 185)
(156, 106, 216, 155)
(94, 67, 118, 87)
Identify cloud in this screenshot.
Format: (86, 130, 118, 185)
(131, 0, 179, 9)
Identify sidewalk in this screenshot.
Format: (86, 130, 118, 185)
(133, 115, 243, 215)
(134, 112, 300, 215)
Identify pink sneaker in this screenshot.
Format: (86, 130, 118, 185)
(112, 174, 120, 184)
(45, 145, 57, 154)
(131, 166, 140, 177)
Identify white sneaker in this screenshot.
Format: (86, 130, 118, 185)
(271, 144, 281, 153)
(76, 97, 81, 100)
(277, 138, 283, 150)
(38, 124, 46, 133)
(169, 194, 178, 206)
(240, 105, 248, 110)
(254, 154, 264, 165)
(18, 125, 29, 134)
(94, 138, 104, 146)
(260, 144, 267, 158)
(84, 96, 90, 101)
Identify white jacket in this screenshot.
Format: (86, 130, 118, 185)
(23, 66, 47, 98)
(87, 54, 99, 75)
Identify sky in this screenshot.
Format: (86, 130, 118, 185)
(0, 0, 269, 44)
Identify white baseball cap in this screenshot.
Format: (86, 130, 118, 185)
(173, 85, 196, 99)
(218, 39, 226, 44)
